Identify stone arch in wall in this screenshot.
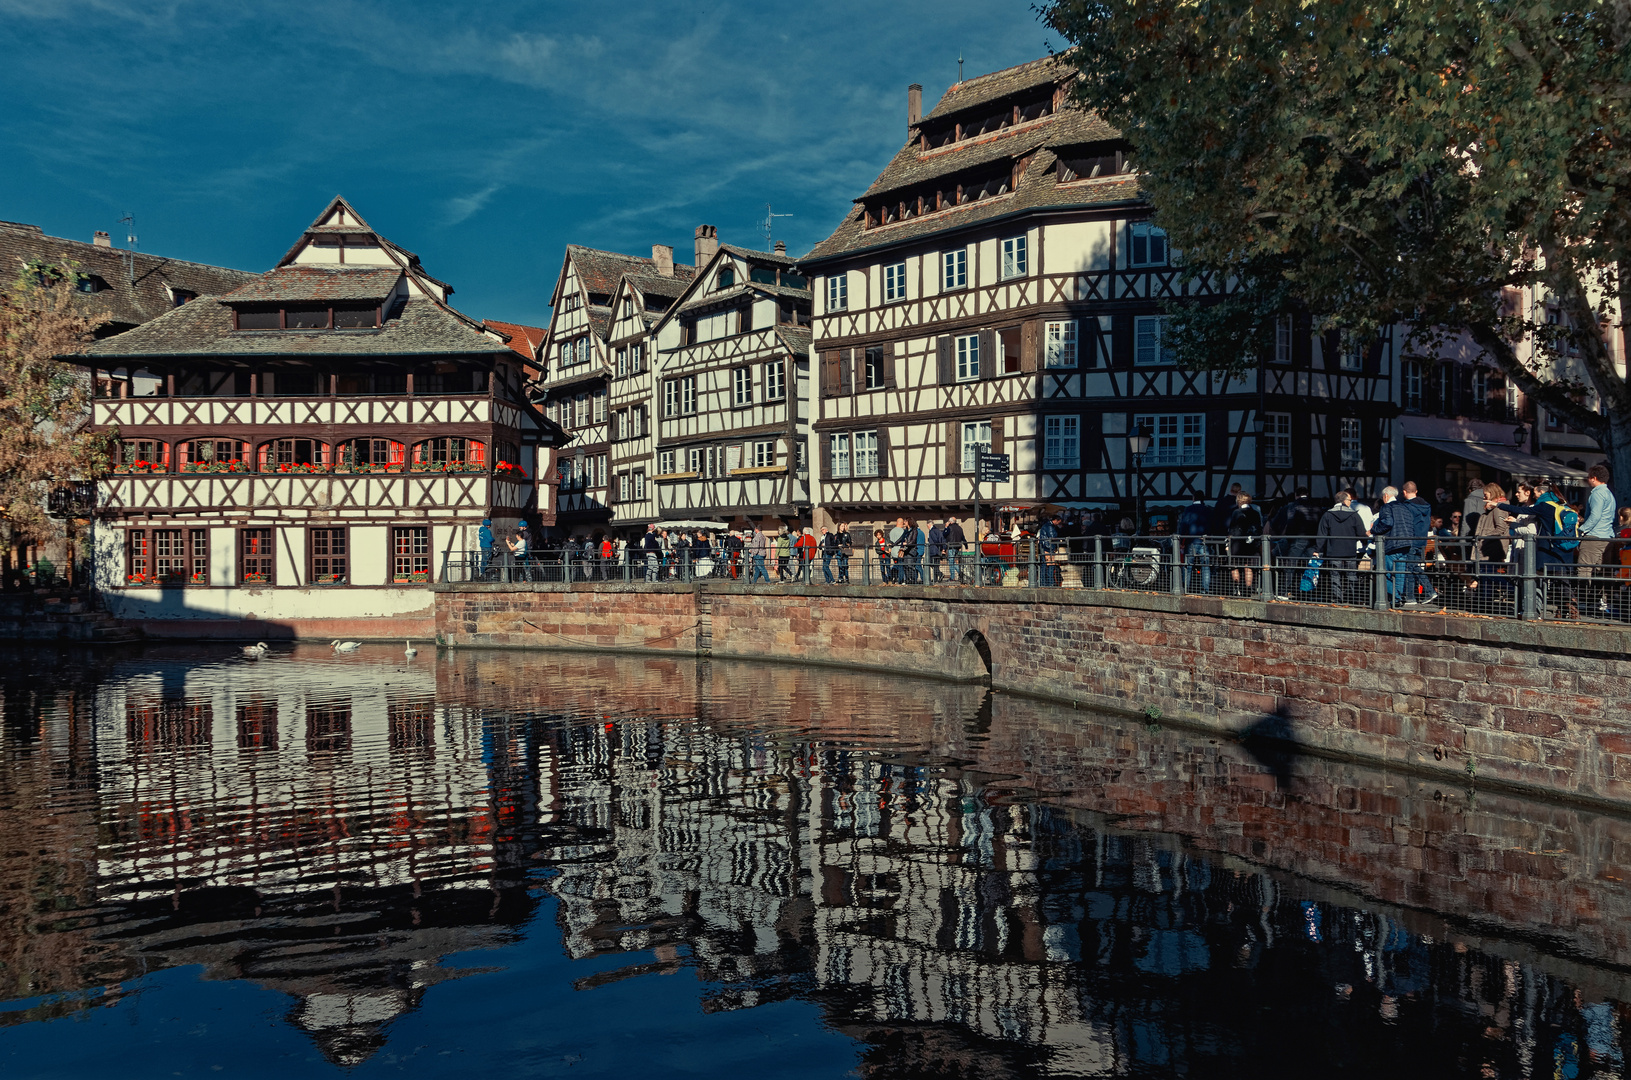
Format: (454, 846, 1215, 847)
(959, 628, 993, 683)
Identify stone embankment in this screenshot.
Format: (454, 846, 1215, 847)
(434, 581, 1631, 812)
(0, 593, 141, 643)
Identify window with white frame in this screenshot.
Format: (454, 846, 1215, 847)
(613, 409, 628, 441)
(1126, 222, 1168, 267)
(658, 449, 676, 474)
(956, 334, 980, 380)
(1043, 415, 1079, 469)
(732, 366, 753, 407)
(960, 420, 992, 472)
(827, 273, 848, 312)
(1001, 235, 1028, 279)
(630, 343, 644, 372)
(1044, 320, 1077, 368)
(764, 361, 785, 401)
(883, 261, 907, 303)
(681, 377, 696, 414)
(1274, 316, 1293, 364)
(853, 430, 880, 477)
(829, 433, 851, 479)
(687, 447, 704, 474)
(593, 389, 607, 423)
(574, 393, 589, 427)
(1134, 316, 1175, 365)
(1136, 413, 1205, 466)
(617, 472, 631, 501)
(632, 470, 645, 499)
(616, 348, 628, 377)
(1339, 332, 1365, 371)
(751, 440, 776, 468)
(595, 454, 607, 488)
(1339, 417, 1363, 469)
(1263, 412, 1293, 468)
(1472, 368, 1489, 408)
(1505, 378, 1519, 420)
(663, 379, 678, 417)
(943, 249, 967, 290)
(864, 346, 886, 390)
(1402, 360, 1423, 411)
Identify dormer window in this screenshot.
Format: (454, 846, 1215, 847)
(170, 288, 197, 306)
(716, 267, 736, 290)
(232, 305, 382, 330)
(917, 85, 1062, 150)
(77, 275, 111, 294)
(1057, 142, 1134, 183)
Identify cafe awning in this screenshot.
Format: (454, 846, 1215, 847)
(1408, 438, 1589, 482)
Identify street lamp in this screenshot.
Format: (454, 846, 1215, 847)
(1512, 423, 1530, 450)
(1128, 427, 1153, 534)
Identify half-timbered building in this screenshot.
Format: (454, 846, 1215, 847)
(801, 58, 1393, 532)
(603, 250, 693, 530)
(648, 236, 813, 527)
(76, 197, 553, 637)
(535, 244, 694, 538)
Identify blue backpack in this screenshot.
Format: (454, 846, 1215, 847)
(1539, 495, 1581, 550)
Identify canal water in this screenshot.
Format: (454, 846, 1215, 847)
(1, 645, 1627, 1079)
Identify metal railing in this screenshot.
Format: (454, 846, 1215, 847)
(441, 536, 1631, 626)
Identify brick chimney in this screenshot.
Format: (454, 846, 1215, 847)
(774, 240, 787, 255)
(93, 230, 112, 247)
(651, 244, 674, 277)
(694, 225, 718, 267)
(908, 83, 923, 127)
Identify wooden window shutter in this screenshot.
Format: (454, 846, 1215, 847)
(838, 348, 854, 395)
(850, 348, 864, 393)
(1363, 416, 1382, 474)
(1111, 315, 1133, 368)
(946, 421, 960, 474)
(1020, 320, 1041, 373)
(990, 418, 1005, 457)
(883, 340, 898, 388)
(978, 329, 997, 379)
(875, 426, 890, 477)
(937, 336, 954, 384)
(820, 431, 833, 478)
(1206, 409, 1227, 468)
(822, 350, 840, 398)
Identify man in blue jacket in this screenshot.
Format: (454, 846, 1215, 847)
(1399, 481, 1438, 607)
(1177, 497, 1212, 594)
(477, 518, 494, 578)
(1371, 487, 1413, 608)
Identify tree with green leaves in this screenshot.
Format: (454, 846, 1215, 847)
(1, 261, 114, 545)
(1043, 0, 1631, 489)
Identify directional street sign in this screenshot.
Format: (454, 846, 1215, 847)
(976, 452, 1011, 484)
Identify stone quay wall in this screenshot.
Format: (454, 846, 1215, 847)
(433, 582, 1631, 811)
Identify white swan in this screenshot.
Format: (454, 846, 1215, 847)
(331, 640, 361, 653)
(404, 640, 418, 660)
(242, 642, 268, 658)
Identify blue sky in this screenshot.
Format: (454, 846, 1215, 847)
(0, 1, 1061, 326)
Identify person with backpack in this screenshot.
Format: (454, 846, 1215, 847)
(1316, 490, 1369, 604)
(1578, 465, 1617, 615)
(641, 524, 662, 582)
(477, 517, 494, 579)
(1490, 482, 1580, 616)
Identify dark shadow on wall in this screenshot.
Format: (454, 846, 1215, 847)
(1239, 705, 1300, 791)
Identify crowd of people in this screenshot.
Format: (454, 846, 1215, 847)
(471, 465, 1628, 619)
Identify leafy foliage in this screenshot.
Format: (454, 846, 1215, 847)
(1043, 0, 1631, 479)
(0, 261, 115, 542)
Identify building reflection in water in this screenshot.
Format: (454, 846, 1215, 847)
(1, 645, 1629, 1077)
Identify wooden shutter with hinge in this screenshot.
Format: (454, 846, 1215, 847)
(838, 348, 854, 395)
(875, 425, 890, 478)
(978, 329, 997, 380)
(822, 350, 840, 398)
(937, 336, 953, 384)
(883, 341, 898, 388)
(1020, 320, 1040, 374)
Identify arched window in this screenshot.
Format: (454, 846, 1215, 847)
(335, 438, 406, 473)
(116, 440, 168, 473)
(411, 438, 485, 473)
(492, 440, 526, 480)
(257, 438, 329, 474)
(181, 439, 248, 473)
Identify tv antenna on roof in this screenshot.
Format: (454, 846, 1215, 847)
(762, 204, 792, 251)
(958, 51, 964, 83)
(119, 212, 137, 284)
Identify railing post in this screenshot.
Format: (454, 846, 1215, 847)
(1259, 535, 1273, 602)
(1521, 540, 1539, 621)
(1372, 536, 1389, 611)
(1170, 538, 1183, 596)
(1028, 538, 1037, 589)
(682, 548, 691, 583)
(863, 545, 871, 587)
(441, 549, 452, 583)
(1092, 535, 1104, 591)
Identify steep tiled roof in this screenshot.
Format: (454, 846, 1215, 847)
(0, 220, 257, 332)
(626, 268, 695, 300)
(223, 266, 402, 303)
(773, 324, 813, 357)
(676, 280, 812, 315)
(719, 243, 798, 267)
(586, 307, 612, 340)
(923, 55, 1073, 121)
(567, 246, 672, 296)
(83, 297, 511, 359)
(484, 319, 546, 361)
(804, 94, 1140, 261)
